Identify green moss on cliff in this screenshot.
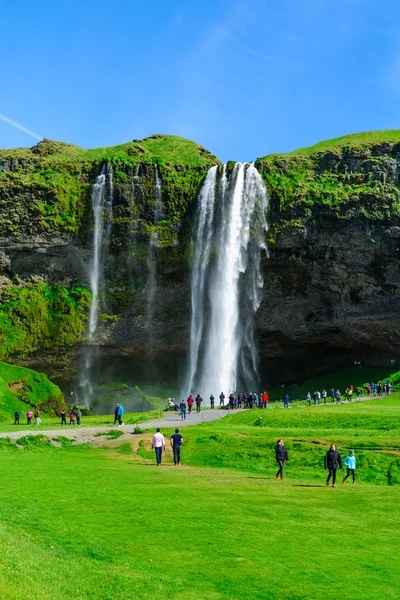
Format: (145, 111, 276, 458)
(0, 282, 90, 360)
(0, 135, 218, 242)
(0, 361, 66, 420)
(257, 131, 400, 242)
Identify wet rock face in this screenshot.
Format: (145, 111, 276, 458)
(256, 220, 400, 381)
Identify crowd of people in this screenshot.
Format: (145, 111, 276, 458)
(165, 380, 394, 418)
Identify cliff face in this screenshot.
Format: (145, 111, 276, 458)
(1, 131, 400, 383)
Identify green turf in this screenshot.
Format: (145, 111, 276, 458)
(0, 361, 65, 421)
(0, 396, 399, 598)
(0, 408, 161, 433)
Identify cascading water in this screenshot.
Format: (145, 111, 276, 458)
(186, 163, 268, 400)
(88, 166, 107, 339)
(186, 165, 218, 395)
(146, 163, 163, 350)
(80, 165, 112, 406)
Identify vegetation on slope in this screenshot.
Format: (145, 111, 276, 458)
(0, 281, 90, 360)
(0, 361, 66, 420)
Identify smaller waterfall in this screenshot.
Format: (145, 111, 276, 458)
(146, 163, 163, 351)
(153, 163, 163, 222)
(88, 166, 107, 339)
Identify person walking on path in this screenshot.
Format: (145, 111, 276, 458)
(76, 409, 82, 425)
(342, 450, 356, 485)
(61, 410, 67, 426)
(306, 392, 311, 406)
(316, 391, 321, 405)
(261, 392, 269, 408)
(14, 410, 20, 425)
(219, 392, 225, 408)
(322, 390, 327, 404)
(26, 410, 33, 425)
(335, 390, 341, 404)
(195, 394, 203, 413)
(170, 428, 183, 466)
(283, 393, 289, 408)
(113, 403, 124, 427)
(210, 394, 215, 409)
(275, 439, 289, 480)
(69, 411, 75, 426)
(187, 395, 194, 415)
(152, 428, 165, 466)
(324, 444, 343, 487)
(330, 389, 335, 403)
(34, 410, 41, 426)
(179, 399, 187, 421)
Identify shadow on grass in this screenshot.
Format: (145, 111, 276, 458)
(247, 477, 275, 480)
(292, 484, 325, 488)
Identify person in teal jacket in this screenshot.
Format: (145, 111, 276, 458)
(342, 450, 356, 484)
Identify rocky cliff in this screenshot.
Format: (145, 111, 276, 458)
(1, 131, 400, 383)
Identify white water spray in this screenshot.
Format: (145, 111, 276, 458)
(186, 163, 268, 399)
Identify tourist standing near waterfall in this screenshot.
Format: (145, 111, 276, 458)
(195, 394, 202, 413)
(275, 439, 288, 480)
(187, 395, 194, 414)
(210, 394, 215, 409)
(219, 392, 225, 408)
(152, 428, 166, 466)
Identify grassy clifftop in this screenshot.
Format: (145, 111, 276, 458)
(0, 134, 219, 242)
(256, 130, 400, 242)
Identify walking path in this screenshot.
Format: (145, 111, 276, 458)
(0, 395, 385, 446)
(0, 409, 243, 445)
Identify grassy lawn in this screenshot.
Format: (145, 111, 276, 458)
(0, 396, 399, 598)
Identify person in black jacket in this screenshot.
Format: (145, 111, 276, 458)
(275, 439, 289, 480)
(324, 444, 343, 487)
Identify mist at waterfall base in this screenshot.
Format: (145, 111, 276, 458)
(185, 163, 269, 402)
(55, 347, 186, 414)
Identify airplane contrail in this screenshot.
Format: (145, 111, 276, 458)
(0, 113, 43, 141)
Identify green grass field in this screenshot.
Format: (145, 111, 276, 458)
(0, 395, 398, 599)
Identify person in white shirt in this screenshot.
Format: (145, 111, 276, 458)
(152, 428, 166, 466)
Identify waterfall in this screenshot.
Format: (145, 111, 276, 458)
(146, 163, 163, 350)
(186, 163, 268, 399)
(88, 166, 107, 339)
(186, 165, 218, 394)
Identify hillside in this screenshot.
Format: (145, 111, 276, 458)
(0, 361, 66, 420)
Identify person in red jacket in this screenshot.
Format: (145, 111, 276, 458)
(261, 391, 269, 408)
(187, 395, 194, 414)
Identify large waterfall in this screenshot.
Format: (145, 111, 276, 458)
(186, 163, 268, 399)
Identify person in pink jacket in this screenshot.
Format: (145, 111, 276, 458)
(26, 410, 33, 425)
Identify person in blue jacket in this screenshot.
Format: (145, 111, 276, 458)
(342, 450, 356, 484)
(113, 403, 124, 427)
(283, 393, 289, 408)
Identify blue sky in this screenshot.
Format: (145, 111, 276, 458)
(1, 0, 400, 161)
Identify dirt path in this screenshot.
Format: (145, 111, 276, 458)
(0, 409, 243, 445)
